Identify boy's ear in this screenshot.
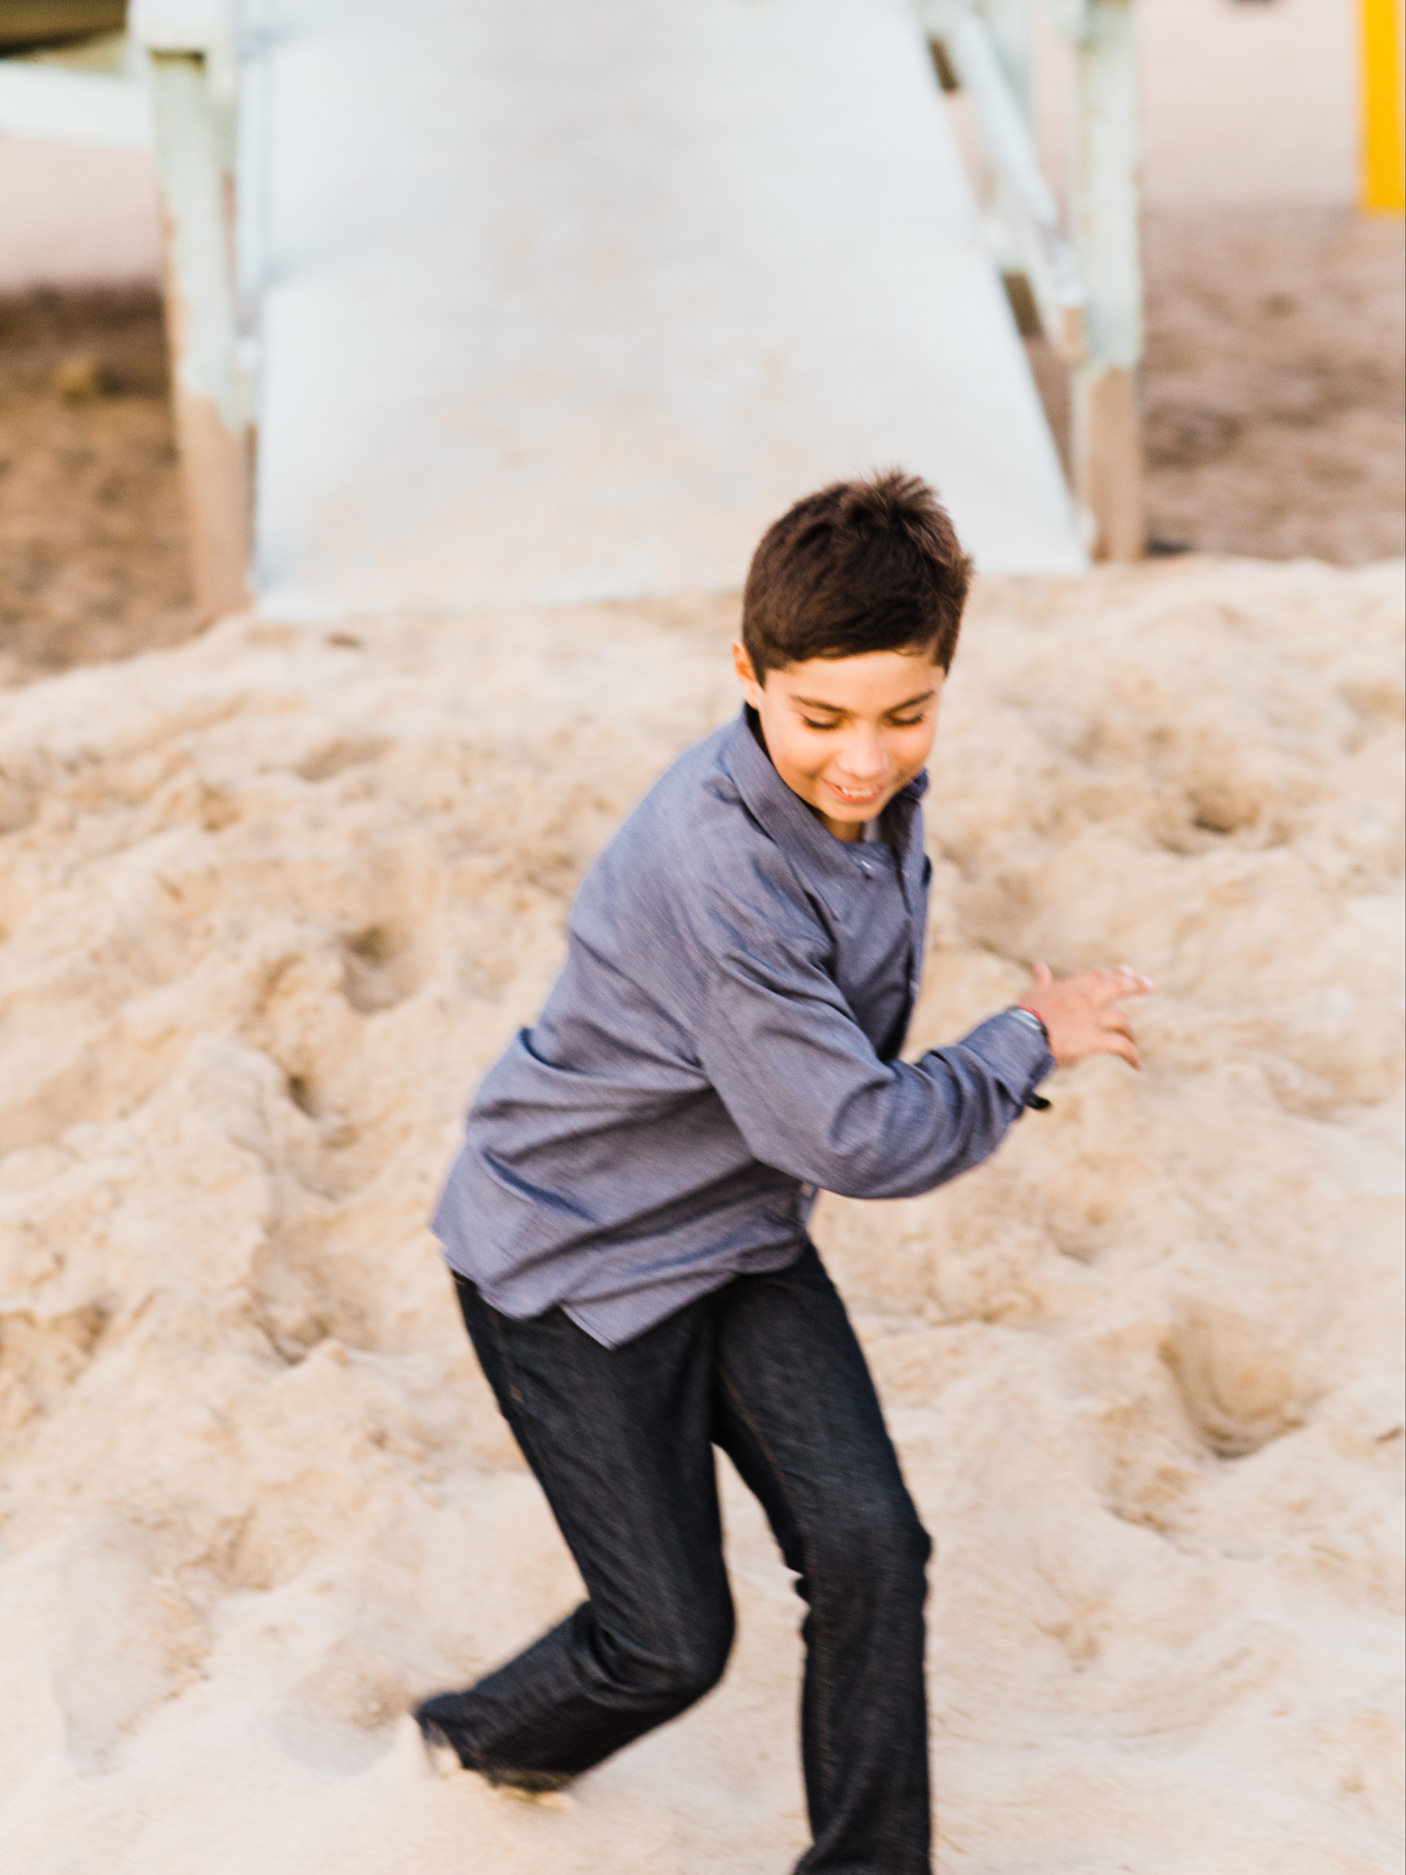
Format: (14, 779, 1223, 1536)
(731, 640, 766, 707)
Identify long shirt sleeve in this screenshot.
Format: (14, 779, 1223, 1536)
(696, 917, 1050, 1200)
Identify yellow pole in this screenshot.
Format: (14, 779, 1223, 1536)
(1360, 0, 1405, 211)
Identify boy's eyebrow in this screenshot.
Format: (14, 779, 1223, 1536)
(791, 688, 937, 714)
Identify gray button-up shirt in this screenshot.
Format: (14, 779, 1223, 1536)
(433, 708, 1053, 1346)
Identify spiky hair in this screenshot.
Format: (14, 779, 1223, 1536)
(741, 470, 972, 677)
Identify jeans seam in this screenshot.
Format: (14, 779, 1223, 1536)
(716, 1355, 837, 1809)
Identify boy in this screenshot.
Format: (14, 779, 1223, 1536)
(418, 473, 1149, 1873)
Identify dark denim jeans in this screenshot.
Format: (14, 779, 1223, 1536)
(421, 1243, 932, 1874)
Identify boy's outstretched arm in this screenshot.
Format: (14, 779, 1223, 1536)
(695, 930, 1151, 1204)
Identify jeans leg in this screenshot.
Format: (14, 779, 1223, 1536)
(713, 1246, 933, 1875)
(420, 1277, 735, 1782)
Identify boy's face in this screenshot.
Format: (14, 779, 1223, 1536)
(732, 641, 944, 842)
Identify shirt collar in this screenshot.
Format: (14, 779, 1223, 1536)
(719, 707, 927, 911)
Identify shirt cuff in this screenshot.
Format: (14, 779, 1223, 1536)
(957, 1009, 1055, 1111)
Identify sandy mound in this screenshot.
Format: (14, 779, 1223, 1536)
(0, 557, 1401, 1874)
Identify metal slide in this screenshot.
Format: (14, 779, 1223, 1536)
(245, 0, 1084, 613)
(125, 0, 1089, 616)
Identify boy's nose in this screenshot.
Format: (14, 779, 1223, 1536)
(837, 737, 887, 781)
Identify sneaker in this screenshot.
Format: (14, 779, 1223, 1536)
(411, 1695, 575, 1797)
(414, 1713, 465, 1780)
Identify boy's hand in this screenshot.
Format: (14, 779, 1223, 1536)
(1017, 962, 1153, 1071)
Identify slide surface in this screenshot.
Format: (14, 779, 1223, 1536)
(252, 0, 1084, 615)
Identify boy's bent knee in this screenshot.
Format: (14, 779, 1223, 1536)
(809, 1494, 930, 1600)
(591, 1605, 734, 1713)
(663, 1628, 734, 1708)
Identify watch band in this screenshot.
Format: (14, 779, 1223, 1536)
(1010, 1005, 1051, 1047)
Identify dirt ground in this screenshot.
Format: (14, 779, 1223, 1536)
(0, 205, 1401, 681)
(0, 284, 195, 679)
(1030, 205, 1406, 564)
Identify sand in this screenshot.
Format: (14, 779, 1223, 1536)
(0, 553, 1401, 1873)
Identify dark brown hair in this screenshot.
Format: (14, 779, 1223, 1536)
(741, 471, 972, 679)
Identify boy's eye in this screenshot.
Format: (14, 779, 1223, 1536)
(799, 714, 927, 731)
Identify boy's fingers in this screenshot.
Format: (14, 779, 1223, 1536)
(1085, 976, 1125, 1007)
(1092, 970, 1153, 1005)
(1102, 1010, 1136, 1043)
(1082, 977, 1111, 1005)
(1104, 1032, 1142, 1070)
(1036, 965, 1152, 1010)
(1112, 965, 1155, 994)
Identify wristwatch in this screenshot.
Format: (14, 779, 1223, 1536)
(1008, 1006, 1053, 1109)
(1008, 1005, 1050, 1046)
